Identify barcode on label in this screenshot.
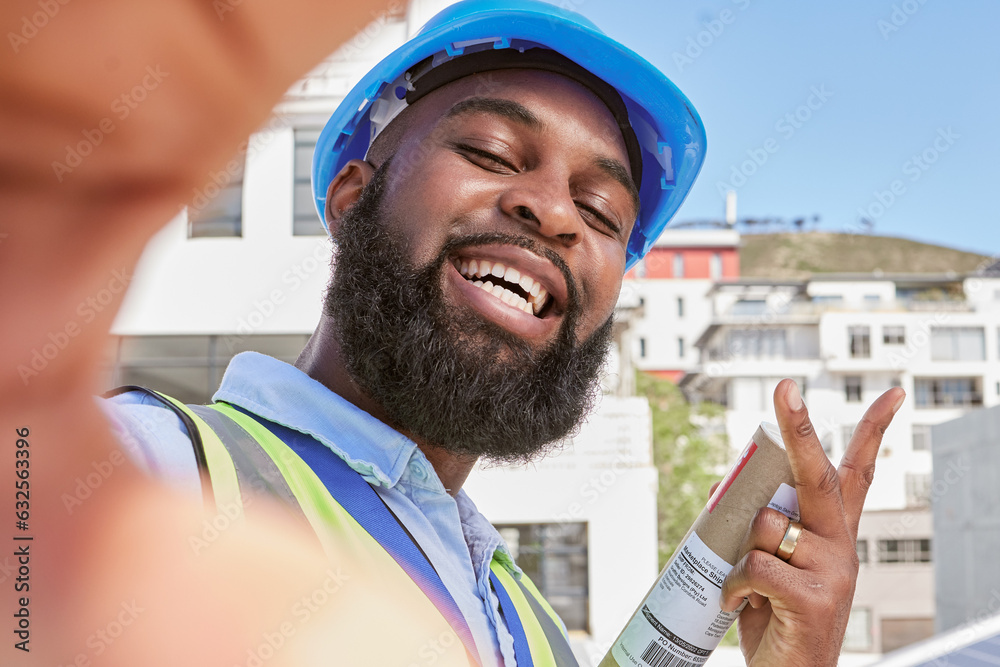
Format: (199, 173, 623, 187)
(639, 640, 699, 667)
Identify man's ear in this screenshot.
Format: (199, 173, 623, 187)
(325, 159, 376, 233)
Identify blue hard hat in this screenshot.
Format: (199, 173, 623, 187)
(312, 0, 706, 271)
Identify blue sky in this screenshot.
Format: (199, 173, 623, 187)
(574, 0, 999, 258)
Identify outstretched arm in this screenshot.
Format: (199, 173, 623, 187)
(1, 1, 468, 665)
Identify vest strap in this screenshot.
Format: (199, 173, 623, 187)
(159, 391, 244, 516)
(105, 385, 579, 666)
(218, 403, 483, 666)
(103, 385, 215, 510)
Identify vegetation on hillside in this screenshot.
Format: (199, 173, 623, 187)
(740, 232, 990, 279)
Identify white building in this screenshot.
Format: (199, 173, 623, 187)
(103, 2, 659, 663)
(624, 226, 741, 383)
(676, 268, 1000, 653)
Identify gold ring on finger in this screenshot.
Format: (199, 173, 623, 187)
(775, 520, 803, 562)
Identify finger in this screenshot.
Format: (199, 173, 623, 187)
(839, 387, 905, 538)
(738, 507, 817, 570)
(773, 379, 846, 539)
(708, 480, 721, 500)
(720, 549, 803, 612)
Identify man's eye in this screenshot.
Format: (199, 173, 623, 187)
(577, 201, 621, 238)
(456, 144, 518, 172)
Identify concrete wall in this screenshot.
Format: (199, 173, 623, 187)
(624, 278, 714, 374)
(932, 405, 1000, 632)
(114, 127, 333, 338)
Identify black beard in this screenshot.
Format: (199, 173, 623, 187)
(323, 164, 613, 463)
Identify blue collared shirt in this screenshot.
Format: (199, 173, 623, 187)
(100, 351, 521, 667)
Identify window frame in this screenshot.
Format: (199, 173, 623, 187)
(292, 126, 327, 236)
(845, 375, 863, 403)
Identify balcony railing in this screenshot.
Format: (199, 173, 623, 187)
(914, 392, 983, 409)
(718, 298, 973, 320)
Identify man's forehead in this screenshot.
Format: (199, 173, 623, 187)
(429, 69, 622, 134)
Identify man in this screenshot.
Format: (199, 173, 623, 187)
(1, 0, 903, 664)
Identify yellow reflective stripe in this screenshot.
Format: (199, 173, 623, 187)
(210, 403, 387, 559)
(212, 402, 475, 652)
(517, 573, 567, 637)
(211, 404, 475, 661)
(157, 393, 243, 515)
(490, 561, 557, 667)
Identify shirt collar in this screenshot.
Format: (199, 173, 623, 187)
(212, 351, 418, 488)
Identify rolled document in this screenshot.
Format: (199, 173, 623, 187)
(600, 422, 798, 667)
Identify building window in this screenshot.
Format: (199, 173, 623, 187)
(639, 337, 647, 359)
(710, 252, 722, 280)
(293, 127, 326, 236)
(863, 294, 881, 307)
(843, 608, 872, 652)
(911, 424, 931, 451)
(812, 294, 844, 306)
(883, 326, 906, 345)
(849, 326, 871, 358)
(730, 299, 768, 316)
(877, 538, 931, 564)
(104, 334, 310, 404)
(494, 523, 589, 633)
(672, 253, 684, 279)
(677, 296, 684, 318)
(677, 337, 685, 358)
(856, 540, 869, 564)
(188, 155, 244, 237)
(913, 377, 982, 408)
(931, 326, 985, 361)
(845, 376, 862, 403)
(724, 329, 786, 360)
(905, 473, 932, 508)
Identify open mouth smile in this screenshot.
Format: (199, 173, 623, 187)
(444, 243, 569, 339)
(453, 257, 552, 317)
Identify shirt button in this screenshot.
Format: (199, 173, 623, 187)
(409, 460, 428, 480)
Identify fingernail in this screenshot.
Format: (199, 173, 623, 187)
(892, 391, 906, 415)
(786, 382, 803, 411)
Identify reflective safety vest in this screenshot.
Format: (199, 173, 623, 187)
(108, 386, 579, 667)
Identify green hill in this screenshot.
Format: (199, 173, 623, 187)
(739, 232, 990, 279)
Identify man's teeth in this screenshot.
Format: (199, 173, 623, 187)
(458, 260, 549, 315)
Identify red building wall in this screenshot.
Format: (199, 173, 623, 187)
(626, 247, 740, 280)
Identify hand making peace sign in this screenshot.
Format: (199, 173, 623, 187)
(721, 378, 905, 666)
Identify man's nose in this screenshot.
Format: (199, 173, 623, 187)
(498, 173, 583, 246)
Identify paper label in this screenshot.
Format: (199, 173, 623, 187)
(610, 532, 741, 667)
(767, 483, 799, 521)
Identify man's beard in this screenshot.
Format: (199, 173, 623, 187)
(324, 164, 613, 463)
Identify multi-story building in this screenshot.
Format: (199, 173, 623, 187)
(625, 225, 741, 383)
(674, 268, 1000, 653)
